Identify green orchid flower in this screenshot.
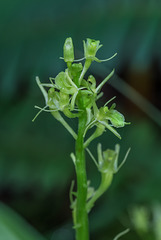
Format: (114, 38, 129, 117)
(83, 38, 103, 62)
(86, 144, 130, 213)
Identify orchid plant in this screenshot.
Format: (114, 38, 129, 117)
(33, 37, 130, 240)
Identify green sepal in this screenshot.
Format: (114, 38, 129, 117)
(55, 72, 74, 94)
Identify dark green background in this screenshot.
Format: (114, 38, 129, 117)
(0, 1, 161, 239)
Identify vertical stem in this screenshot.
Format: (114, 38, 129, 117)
(75, 111, 89, 240)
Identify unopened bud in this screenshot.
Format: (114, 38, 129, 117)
(63, 37, 74, 63)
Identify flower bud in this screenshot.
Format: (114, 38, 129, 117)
(63, 37, 74, 63)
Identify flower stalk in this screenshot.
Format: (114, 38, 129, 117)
(75, 111, 89, 240)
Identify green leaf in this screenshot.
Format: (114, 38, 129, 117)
(0, 202, 47, 240)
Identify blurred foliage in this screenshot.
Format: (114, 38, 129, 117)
(0, 0, 161, 239)
(0, 202, 46, 240)
(127, 203, 161, 240)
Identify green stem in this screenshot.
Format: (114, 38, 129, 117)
(75, 111, 89, 240)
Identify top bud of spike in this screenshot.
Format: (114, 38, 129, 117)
(63, 37, 74, 63)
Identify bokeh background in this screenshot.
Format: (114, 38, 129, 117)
(0, 0, 161, 239)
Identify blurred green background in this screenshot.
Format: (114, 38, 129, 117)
(0, 0, 161, 239)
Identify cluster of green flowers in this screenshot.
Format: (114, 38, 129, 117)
(34, 37, 130, 215)
(33, 38, 128, 141)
